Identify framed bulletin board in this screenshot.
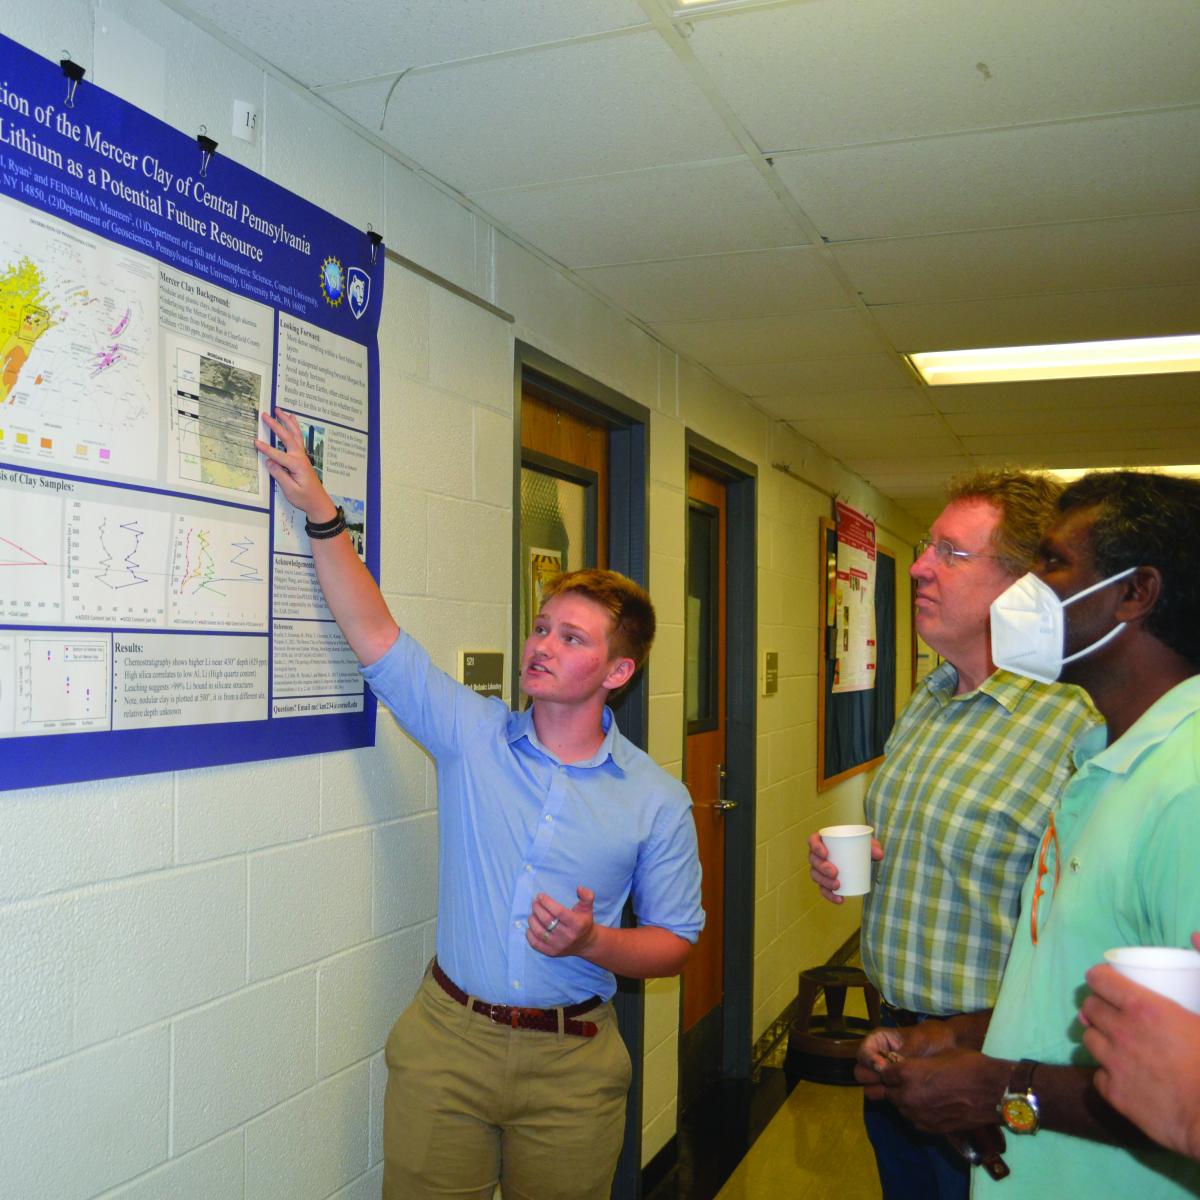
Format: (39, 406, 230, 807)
(817, 517, 897, 791)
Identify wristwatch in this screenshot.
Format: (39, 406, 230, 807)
(998, 1058, 1041, 1134)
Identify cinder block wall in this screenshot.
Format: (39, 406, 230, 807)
(0, 4, 922, 1195)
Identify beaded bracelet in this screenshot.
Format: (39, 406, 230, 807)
(305, 506, 346, 539)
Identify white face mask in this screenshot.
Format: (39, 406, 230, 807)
(990, 567, 1136, 683)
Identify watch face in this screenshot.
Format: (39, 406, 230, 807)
(1002, 1094, 1038, 1134)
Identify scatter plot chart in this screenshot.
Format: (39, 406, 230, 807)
(17, 634, 110, 734)
(65, 498, 170, 626)
(169, 513, 268, 632)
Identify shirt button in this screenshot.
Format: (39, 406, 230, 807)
(515, 920, 524, 929)
(545, 814, 553, 822)
(525, 864, 533, 872)
(513, 980, 521, 989)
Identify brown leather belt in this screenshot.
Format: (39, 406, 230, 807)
(431, 960, 601, 1038)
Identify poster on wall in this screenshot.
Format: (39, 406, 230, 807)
(831, 500, 876, 693)
(0, 34, 384, 790)
(528, 546, 562, 635)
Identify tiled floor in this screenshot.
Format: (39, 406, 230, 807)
(714, 1078, 880, 1200)
(648, 971, 881, 1200)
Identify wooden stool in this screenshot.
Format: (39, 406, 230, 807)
(786, 965, 881, 1085)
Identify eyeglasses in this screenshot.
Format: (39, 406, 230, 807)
(1030, 813, 1060, 947)
(915, 537, 1002, 568)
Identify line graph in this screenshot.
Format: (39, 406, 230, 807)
(169, 513, 268, 632)
(65, 499, 169, 626)
(0, 485, 63, 624)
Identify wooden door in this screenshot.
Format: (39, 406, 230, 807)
(518, 389, 608, 644)
(683, 468, 728, 1032)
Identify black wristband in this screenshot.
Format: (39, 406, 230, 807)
(305, 506, 346, 539)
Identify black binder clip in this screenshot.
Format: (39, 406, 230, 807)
(196, 126, 218, 178)
(60, 53, 85, 108)
(367, 226, 383, 265)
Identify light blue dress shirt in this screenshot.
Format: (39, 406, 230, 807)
(363, 631, 704, 1007)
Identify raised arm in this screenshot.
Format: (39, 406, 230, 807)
(256, 410, 398, 666)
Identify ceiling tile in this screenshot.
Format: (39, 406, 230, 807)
(945, 399, 1200, 438)
(758, 391, 934, 421)
(651, 308, 877, 364)
(929, 374, 1200, 414)
(468, 160, 802, 268)
(967, 450, 1198, 473)
(688, 0, 1200, 151)
(773, 109, 1200, 242)
(576, 247, 849, 323)
(331, 31, 742, 192)
(831, 211, 1200, 305)
(871, 284, 1200, 352)
(960, 428, 1200, 458)
(713, 354, 912, 396)
(840, 456, 973, 480)
(179, 0, 648, 85)
(787, 414, 961, 453)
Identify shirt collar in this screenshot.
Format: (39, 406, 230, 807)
(506, 704, 629, 772)
(924, 662, 1040, 715)
(1074, 674, 1200, 776)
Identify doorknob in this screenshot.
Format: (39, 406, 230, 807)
(714, 799, 739, 813)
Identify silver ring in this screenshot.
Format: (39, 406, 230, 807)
(545, 917, 560, 934)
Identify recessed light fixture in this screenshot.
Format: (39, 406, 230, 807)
(906, 334, 1200, 386)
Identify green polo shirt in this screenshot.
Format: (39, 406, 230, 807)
(862, 664, 1098, 1014)
(980, 675, 1200, 1197)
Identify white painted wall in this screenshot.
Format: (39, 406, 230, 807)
(1, 4, 923, 1194)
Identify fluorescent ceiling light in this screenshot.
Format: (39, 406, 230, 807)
(907, 335, 1200, 386)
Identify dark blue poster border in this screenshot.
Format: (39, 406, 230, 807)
(0, 35, 383, 790)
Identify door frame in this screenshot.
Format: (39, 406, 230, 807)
(512, 342, 650, 1199)
(683, 432, 757, 1085)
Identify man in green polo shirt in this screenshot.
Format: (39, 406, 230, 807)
(857, 470, 1200, 1198)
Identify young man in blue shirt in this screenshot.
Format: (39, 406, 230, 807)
(257, 410, 703, 1200)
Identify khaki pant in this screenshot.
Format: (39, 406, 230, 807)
(383, 967, 632, 1200)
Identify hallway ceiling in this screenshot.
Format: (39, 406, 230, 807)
(173, 0, 1200, 523)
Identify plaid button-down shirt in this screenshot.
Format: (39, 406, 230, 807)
(860, 663, 1099, 1015)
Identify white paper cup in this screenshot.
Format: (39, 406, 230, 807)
(1103, 946, 1200, 1014)
(818, 824, 874, 896)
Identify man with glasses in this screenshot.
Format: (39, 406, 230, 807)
(808, 470, 1098, 1200)
(858, 471, 1200, 1198)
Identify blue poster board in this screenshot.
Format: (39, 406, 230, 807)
(0, 35, 383, 789)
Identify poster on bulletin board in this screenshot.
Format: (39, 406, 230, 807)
(831, 500, 876, 693)
(0, 33, 384, 790)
